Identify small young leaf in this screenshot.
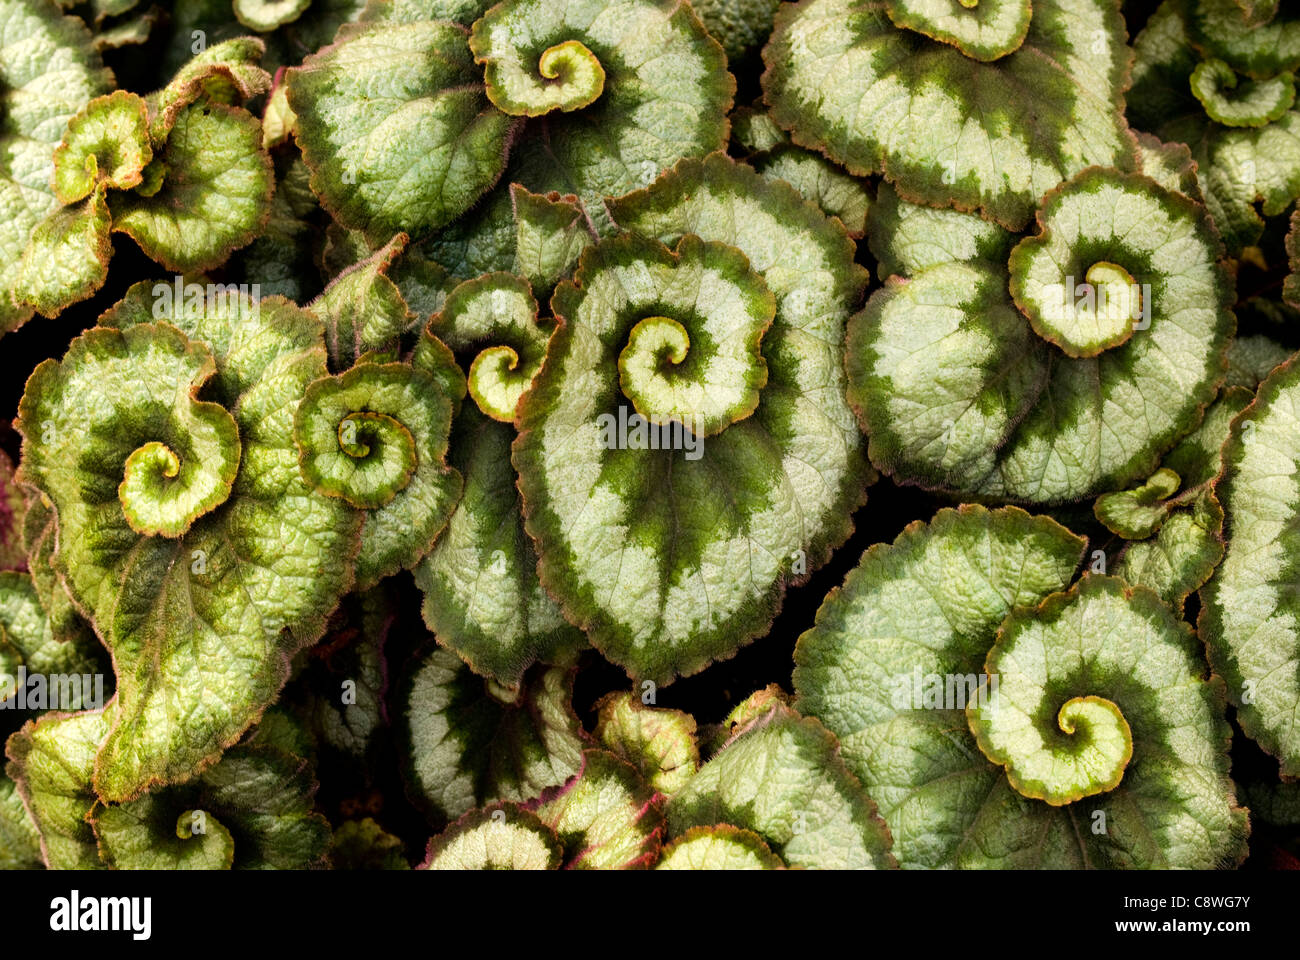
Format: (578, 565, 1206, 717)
(51, 91, 153, 204)
(295, 360, 462, 587)
(534, 749, 664, 869)
(1131, 1, 1300, 253)
(509, 184, 594, 298)
(234, 0, 313, 31)
(593, 691, 699, 795)
(429, 272, 550, 423)
(331, 818, 410, 870)
(1189, 58, 1296, 127)
(0, 0, 111, 337)
(1094, 468, 1182, 540)
(309, 235, 416, 371)
(668, 700, 895, 869)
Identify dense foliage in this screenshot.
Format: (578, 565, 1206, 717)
(0, 0, 1296, 871)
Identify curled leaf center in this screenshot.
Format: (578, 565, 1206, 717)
(1189, 58, 1296, 128)
(295, 365, 431, 510)
(1085, 260, 1141, 329)
(1006, 171, 1188, 360)
(620, 316, 692, 397)
(468, 345, 526, 421)
(430, 273, 550, 423)
(338, 411, 397, 459)
(480, 36, 606, 117)
(175, 809, 209, 840)
(564, 234, 773, 438)
(119, 428, 238, 539)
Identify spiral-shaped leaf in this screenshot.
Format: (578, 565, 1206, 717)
(966, 580, 1149, 806)
(475, 33, 605, 117)
(794, 506, 1247, 868)
(429, 272, 552, 423)
(7, 708, 328, 869)
(762, 0, 1134, 231)
(18, 287, 359, 802)
(848, 168, 1234, 503)
(466, 0, 733, 229)
(295, 359, 462, 588)
(1188, 0, 1300, 78)
(21, 324, 241, 540)
(517, 153, 870, 683)
(413, 404, 585, 685)
(1190, 58, 1296, 127)
(1131, 1, 1300, 253)
(92, 745, 330, 869)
